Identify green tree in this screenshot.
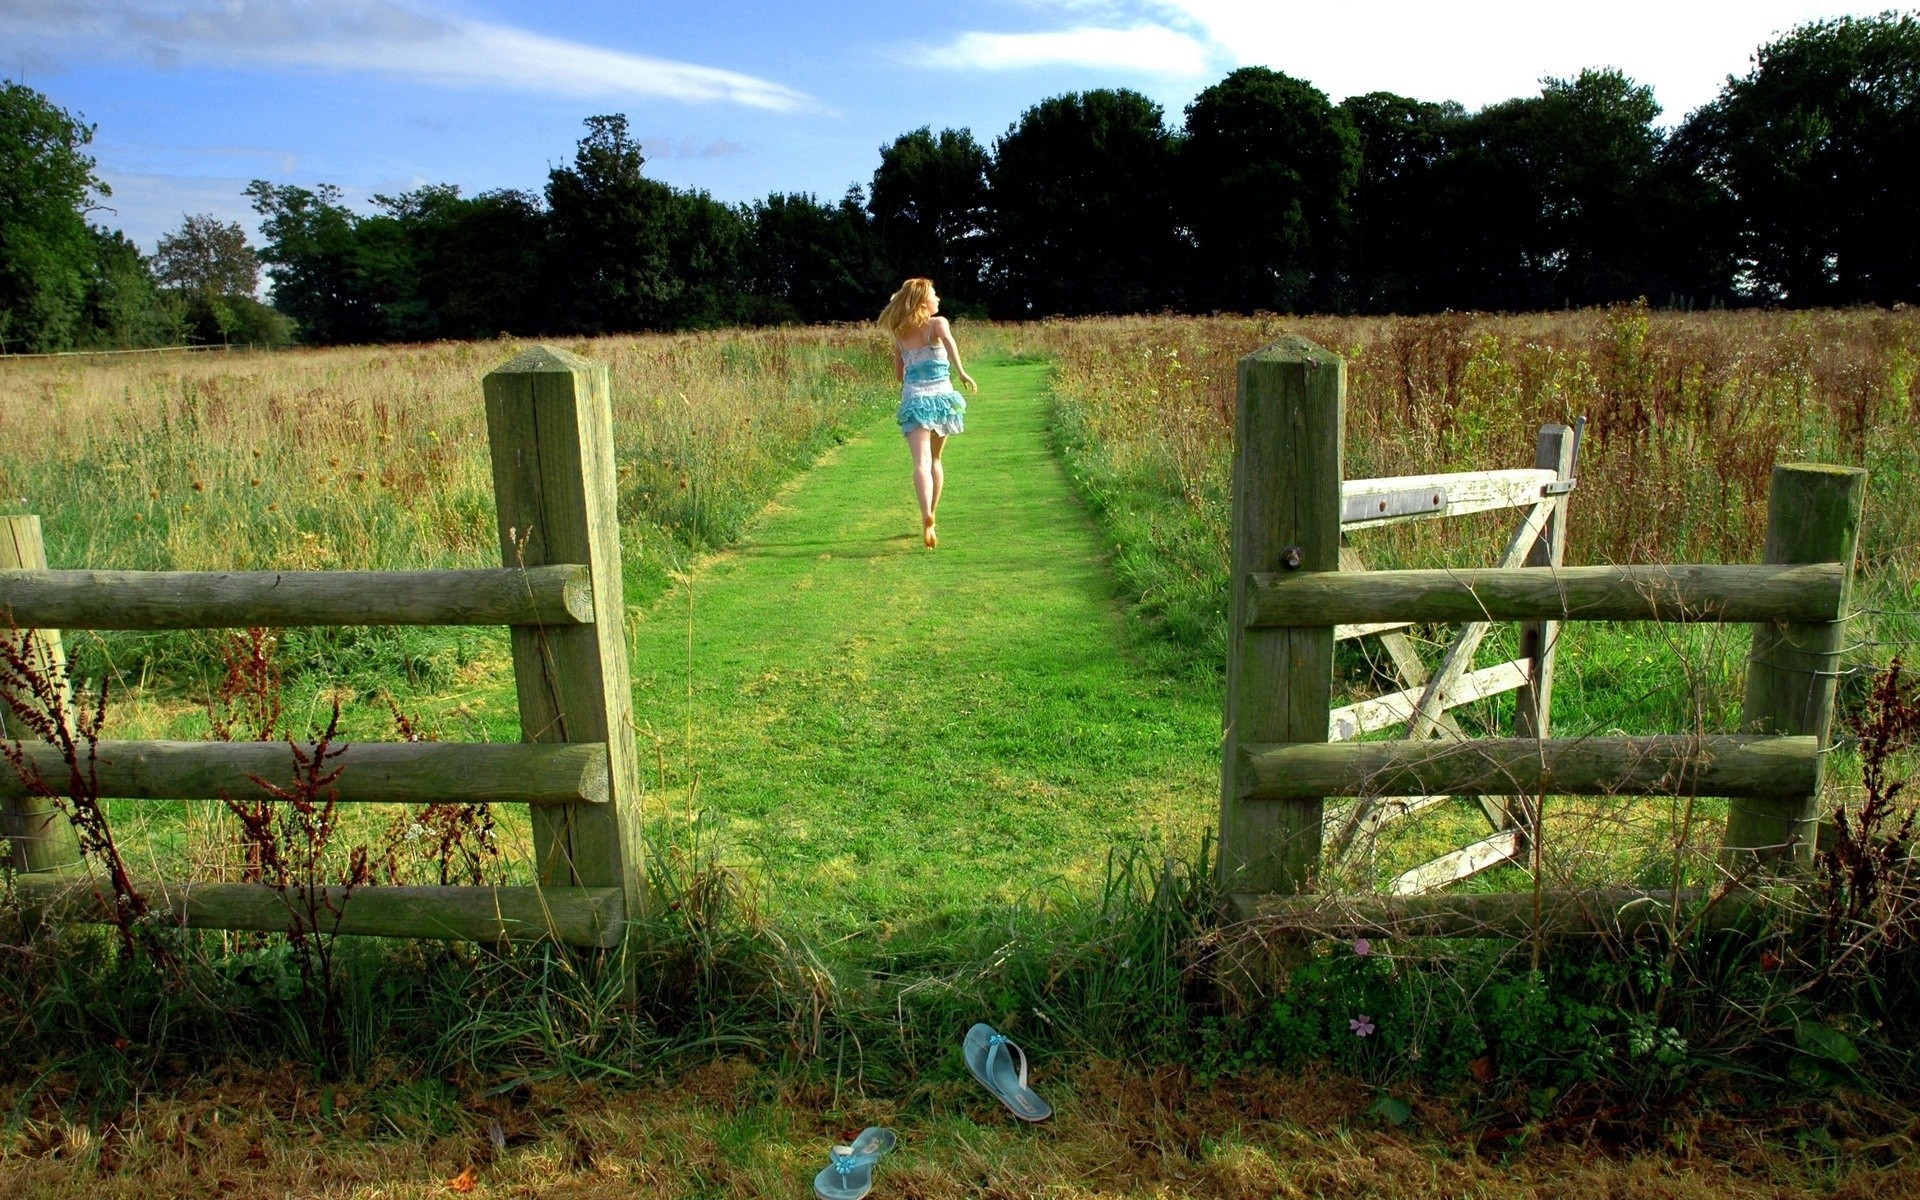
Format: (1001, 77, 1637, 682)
(374, 184, 548, 339)
(245, 180, 370, 343)
(545, 114, 683, 332)
(0, 81, 109, 351)
(1340, 92, 1464, 313)
(1679, 13, 1920, 305)
(1181, 67, 1359, 312)
(659, 187, 754, 330)
(85, 228, 181, 348)
(1430, 69, 1667, 309)
(154, 213, 260, 298)
(751, 188, 885, 323)
(868, 127, 989, 307)
(987, 90, 1184, 316)
(153, 213, 280, 344)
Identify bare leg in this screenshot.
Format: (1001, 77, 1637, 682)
(929, 431, 947, 516)
(905, 428, 938, 547)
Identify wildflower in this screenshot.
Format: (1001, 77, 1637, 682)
(1352, 938, 1372, 957)
(1350, 1015, 1376, 1037)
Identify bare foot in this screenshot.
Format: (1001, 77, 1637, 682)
(923, 516, 938, 550)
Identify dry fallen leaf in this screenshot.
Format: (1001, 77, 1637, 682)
(448, 1164, 478, 1193)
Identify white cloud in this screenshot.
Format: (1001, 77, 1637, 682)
(643, 135, 747, 160)
(917, 23, 1213, 76)
(0, 0, 815, 112)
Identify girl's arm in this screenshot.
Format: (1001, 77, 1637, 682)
(893, 343, 904, 384)
(933, 317, 976, 391)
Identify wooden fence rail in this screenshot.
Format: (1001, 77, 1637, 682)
(11, 876, 625, 946)
(1236, 886, 1792, 938)
(1248, 563, 1843, 627)
(0, 345, 646, 952)
(1240, 734, 1821, 800)
(0, 566, 594, 629)
(0, 741, 611, 806)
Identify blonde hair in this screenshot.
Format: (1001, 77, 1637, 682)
(878, 278, 936, 338)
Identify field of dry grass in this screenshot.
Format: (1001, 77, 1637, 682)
(1024, 305, 1919, 594)
(0, 328, 889, 578)
(3, 315, 1920, 1194)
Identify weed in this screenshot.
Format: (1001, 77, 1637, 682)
(1809, 657, 1920, 991)
(377, 698, 501, 888)
(0, 625, 152, 961)
(223, 700, 366, 1053)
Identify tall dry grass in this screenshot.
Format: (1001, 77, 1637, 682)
(0, 328, 892, 701)
(1018, 305, 1920, 666)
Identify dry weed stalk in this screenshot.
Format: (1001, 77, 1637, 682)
(0, 623, 152, 958)
(378, 696, 501, 888)
(207, 627, 283, 885)
(225, 700, 368, 1042)
(1809, 656, 1920, 990)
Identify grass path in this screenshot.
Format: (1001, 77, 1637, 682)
(627, 358, 1220, 936)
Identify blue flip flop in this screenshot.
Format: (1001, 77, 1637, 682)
(813, 1126, 896, 1200)
(963, 1023, 1052, 1122)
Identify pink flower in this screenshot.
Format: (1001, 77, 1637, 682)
(1350, 1014, 1376, 1037)
(1352, 938, 1372, 957)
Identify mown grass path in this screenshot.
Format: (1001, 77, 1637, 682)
(626, 359, 1219, 936)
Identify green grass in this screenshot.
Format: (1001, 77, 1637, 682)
(628, 358, 1221, 937)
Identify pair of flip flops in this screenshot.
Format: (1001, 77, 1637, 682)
(963, 1022, 1052, 1122)
(812, 1025, 1046, 1197)
(813, 1126, 896, 1200)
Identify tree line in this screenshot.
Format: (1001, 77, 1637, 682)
(3, 12, 1916, 351)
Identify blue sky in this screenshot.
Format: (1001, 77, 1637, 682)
(2, 0, 1895, 253)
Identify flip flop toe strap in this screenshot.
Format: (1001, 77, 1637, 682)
(986, 1032, 1029, 1092)
(830, 1149, 879, 1175)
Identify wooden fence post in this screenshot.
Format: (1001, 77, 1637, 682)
(483, 348, 645, 930)
(0, 517, 83, 874)
(1509, 424, 1574, 854)
(1723, 463, 1867, 868)
(1220, 337, 1342, 898)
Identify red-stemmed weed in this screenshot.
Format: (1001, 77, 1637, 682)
(1811, 657, 1920, 990)
(0, 621, 156, 962)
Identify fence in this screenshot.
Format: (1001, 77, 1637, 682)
(0, 346, 643, 947)
(1219, 336, 1866, 934)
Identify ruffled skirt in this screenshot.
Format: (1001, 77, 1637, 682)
(897, 388, 966, 436)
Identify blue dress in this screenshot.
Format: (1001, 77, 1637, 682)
(896, 342, 967, 436)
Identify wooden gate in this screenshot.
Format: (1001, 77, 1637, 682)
(1327, 422, 1578, 894)
(1219, 336, 1865, 931)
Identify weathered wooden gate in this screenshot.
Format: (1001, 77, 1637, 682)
(1325, 423, 1579, 894)
(1219, 336, 1864, 932)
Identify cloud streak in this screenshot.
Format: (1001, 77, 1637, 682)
(917, 22, 1212, 76)
(0, 0, 815, 112)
